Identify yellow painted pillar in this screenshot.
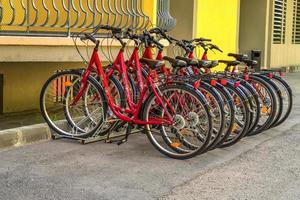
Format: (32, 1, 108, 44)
(195, 0, 239, 70)
(143, 0, 157, 28)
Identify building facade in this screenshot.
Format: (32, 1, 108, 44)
(0, 0, 298, 114)
(239, 0, 300, 69)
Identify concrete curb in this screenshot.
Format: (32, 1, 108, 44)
(0, 123, 51, 149)
(281, 66, 300, 73)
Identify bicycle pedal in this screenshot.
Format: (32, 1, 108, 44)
(105, 139, 114, 143)
(117, 138, 127, 146)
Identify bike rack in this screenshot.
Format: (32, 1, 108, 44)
(51, 128, 143, 145)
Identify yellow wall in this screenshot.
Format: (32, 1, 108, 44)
(0, 0, 157, 113)
(194, 0, 239, 71)
(143, 0, 157, 28)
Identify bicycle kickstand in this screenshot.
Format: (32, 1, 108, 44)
(116, 123, 133, 145)
(105, 123, 134, 145)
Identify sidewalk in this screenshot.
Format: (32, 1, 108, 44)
(0, 110, 50, 149)
(0, 110, 43, 131)
(0, 88, 299, 199)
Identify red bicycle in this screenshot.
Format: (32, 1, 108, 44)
(40, 25, 212, 159)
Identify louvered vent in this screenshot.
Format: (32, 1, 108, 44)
(273, 0, 287, 44)
(292, 0, 300, 44)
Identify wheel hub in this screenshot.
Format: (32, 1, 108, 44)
(187, 112, 199, 127)
(173, 115, 186, 130)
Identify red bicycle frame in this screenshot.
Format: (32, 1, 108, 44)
(71, 42, 175, 125)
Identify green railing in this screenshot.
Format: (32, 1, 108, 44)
(0, 0, 149, 36)
(0, 0, 176, 37)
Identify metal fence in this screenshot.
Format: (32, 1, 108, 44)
(0, 0, 173, 37)
(157, 0, 176, 31)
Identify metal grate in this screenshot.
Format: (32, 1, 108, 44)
(0, 0, 165, 37)
(273, 0, 287, 44)
(156, 0, 176, 31)
(292, 0, 300, 44)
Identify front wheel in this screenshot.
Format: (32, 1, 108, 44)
(40, 70, 108, 138)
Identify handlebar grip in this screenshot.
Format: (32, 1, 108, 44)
(176, 41, 190, 52)
(216, 47, 223, 53)
(194, 38, 212, 42)
(148, 28, 173, 43)
(152, 38, 164, 50)
(103, 25, 122, 32)
(149, 28, 160, 34)
(207, 44, 223, 53)
(81, 33, 97, 44)
(95, 25, 122, 33)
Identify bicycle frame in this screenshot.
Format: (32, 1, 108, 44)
(142, 46, 206, 110)
(71, 42, 175, 125)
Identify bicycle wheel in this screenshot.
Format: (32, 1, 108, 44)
(66, 73, 126, 136)
(219, 80, 251, 147)
(212, 82, 235, 148)
(247, 75, 277, 135)
(142, 83, 212, 159)
(199, 81, 226, 150)
(105, 72, 139, 133)
(238, 78, 261, 135)
(265, 74, 293, 127)
(40, 70, 107, 138)
(255, 74, 283, 128)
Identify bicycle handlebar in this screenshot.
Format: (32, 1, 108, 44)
(149, 27, 174, 43)
(82, 33, 97, 43)
(210, 44, 223, 53)
(194, 42, 223, 53)
(80, 25, 123, 44)
(94, 25, 122, 34)
(193, 38, 212, 42)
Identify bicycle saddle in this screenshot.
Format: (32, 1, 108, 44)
(228, 53, 248, 61)
(198, 60, 219, 68)
(140, 58, 165, 69)
(175, 56, 198, 66)
(218, 60, 240, 66)
(243, 59, 257, 66)
(163, 56, 187, 68)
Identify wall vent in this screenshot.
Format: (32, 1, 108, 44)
(273, 0, 287, 44)
(292, 0, 300, 44)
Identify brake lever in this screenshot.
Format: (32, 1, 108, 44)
(81, 33, 97, 44)
(211, 44, 223, 53)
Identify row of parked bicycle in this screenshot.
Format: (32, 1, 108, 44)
(40, 25, 293, 159)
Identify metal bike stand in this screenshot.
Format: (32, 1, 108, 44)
(51, 128, 143, 145)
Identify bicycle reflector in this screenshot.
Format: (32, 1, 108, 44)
(268, 73, 273, 79)
(220, 79, 227, 86)
(234, 81, 240, 88)
(64, 81, 73, 87)
(210, 79, 217, 86)
(193, 81, 201, 89)
(261, 105, 268, 113)
(244, 74, 249, 81)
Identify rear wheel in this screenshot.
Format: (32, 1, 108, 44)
(269, 75, 293, 127)
(212, 83, 235, 148)
(142, 83, 212, 159)
(219, 81, 251, 147)
(255, 74, 283, 128)
(238, 79, 261, 135)
(199, 81, 226, 150)
(247, 75, 277, 135)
